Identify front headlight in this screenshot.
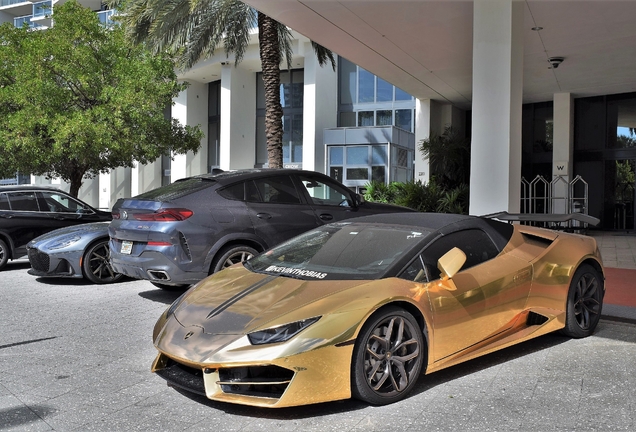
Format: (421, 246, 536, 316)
(165, 290, 189, 319)
(48, 235, 82, 250)
(247, 316, 321, 345)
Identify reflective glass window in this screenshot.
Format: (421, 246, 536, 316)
(376, 110, 392, 126)
(0, 193, 9, 210)
(347, 168, 369, 180)
(254, 176, 300, 204)
(330, 147, 344, 165)
(358, 111, 374, 126)
(395, 86, 412, 101)
(372, 145, 387, 165)
(395, 109, 412, 132)
(377, 78, 393, 102)
(347, 146, 369, 164)
(358, 69, 374, 103)
(7, 192, 40, 211)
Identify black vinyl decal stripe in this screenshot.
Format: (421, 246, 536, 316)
(206, 275, 276, 320)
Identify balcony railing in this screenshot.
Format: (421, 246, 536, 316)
(13, 8, 114, 28)
(97, 9, 115, 26)
(0, 0, 27, 7)
(14, 15, 43, 29)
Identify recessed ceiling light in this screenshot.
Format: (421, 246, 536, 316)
(532, 26, 543, 31)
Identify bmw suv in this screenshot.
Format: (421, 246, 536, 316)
(0, 186, 111, 271)
(108, 169, 412, 289)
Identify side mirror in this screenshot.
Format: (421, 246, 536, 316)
(354, 193, 364, 206)
(437, 247, 466, 281)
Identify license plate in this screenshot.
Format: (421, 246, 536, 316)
(121, 241, 133, 255)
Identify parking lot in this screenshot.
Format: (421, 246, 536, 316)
(1, 259, 635, 431)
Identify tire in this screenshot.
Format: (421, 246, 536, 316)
(150, 281, 190, 291)
(351, 306, 426, 405)
(210, 245, 257, 274)
(82, 240, 123, 284)
(561, 264, 604, 338)
(0, 239, 9, 271)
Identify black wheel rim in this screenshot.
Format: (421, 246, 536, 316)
(88, 243, 118, 282)
(363, 315, 421, 396)
(573, 272, 601, 330)
(222, 251, 254, 268)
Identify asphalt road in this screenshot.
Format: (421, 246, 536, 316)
(1, 259, 635, 431)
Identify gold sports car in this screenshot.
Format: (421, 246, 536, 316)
(151, 213, 604, 408)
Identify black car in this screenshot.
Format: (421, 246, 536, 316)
(0, 186, 112, 271)
(109, 169, 413, 289)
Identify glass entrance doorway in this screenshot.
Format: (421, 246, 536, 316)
(607, 159, 635, 230)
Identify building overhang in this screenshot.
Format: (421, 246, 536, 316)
(242, 0, 636, 110)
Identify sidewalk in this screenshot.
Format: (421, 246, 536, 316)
(588, 231, 636, 323)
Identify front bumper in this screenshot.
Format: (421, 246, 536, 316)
(151, 343, 354, 408)
(26, 247, 82, 278)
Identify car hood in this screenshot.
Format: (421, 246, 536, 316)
(172, 265, 369, 336)
(29, 222, 110, 245)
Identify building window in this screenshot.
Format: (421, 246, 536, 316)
(256, 69, 304, 166)
(208, 81, 221, 170)
(338, 57, 415, 132)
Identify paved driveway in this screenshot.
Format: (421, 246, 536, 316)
(1, 260, 635, 431)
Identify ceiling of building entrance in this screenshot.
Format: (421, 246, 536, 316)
(242, 1, 636, 110)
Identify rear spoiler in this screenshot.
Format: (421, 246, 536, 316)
(482, 211, 600, 227)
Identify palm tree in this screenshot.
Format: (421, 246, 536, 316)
(107, 0, 335, 169)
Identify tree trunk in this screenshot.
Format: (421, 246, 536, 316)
(68, 168, 84, 198)
(258, 13, 283, 169)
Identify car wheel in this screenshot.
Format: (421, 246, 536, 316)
(561, 264, 604, 338)
(351, 306, 425, 405)
(211, 245, 258, 274)
(150, 282, 190, 291)
(82, 240, 123, 284)
(0, 239, 8, 271)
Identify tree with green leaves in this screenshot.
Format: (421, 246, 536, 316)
(418, 126, 471, 190)
(107, 0, 335, 169)
(0, 1, 203, 197)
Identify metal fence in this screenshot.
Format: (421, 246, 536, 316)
(520, 174, 590, 230)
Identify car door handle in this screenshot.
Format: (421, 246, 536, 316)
(319, 214, 333, 221)
(256, 213, 272, 220)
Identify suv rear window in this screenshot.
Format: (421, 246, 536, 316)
(134, 178, 216, 201)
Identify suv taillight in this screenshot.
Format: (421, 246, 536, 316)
(133, 208, 194, 222)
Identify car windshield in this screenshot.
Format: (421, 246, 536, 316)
(247, 223, 431, 280)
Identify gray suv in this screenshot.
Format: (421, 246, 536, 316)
(108, 169, 412, 289)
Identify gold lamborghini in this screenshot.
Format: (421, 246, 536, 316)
(151, 213, 604, 408)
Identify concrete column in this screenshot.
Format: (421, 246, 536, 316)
(552, 93, 574, 179)
(414, 99, 434, 184)
(415, 100, 465, 185)
(77, 177, 100, 209)
(302, 42, 338, 173)
(171, 83, 209, 182)
(109, 167, 131, 207)
(220, 64, 256, 170)
(551, 93, 574, 213)
(470, 0, 524, 216)
(134, 159, 162, 196)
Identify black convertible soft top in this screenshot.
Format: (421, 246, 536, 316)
(349, 212, 515, 254)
